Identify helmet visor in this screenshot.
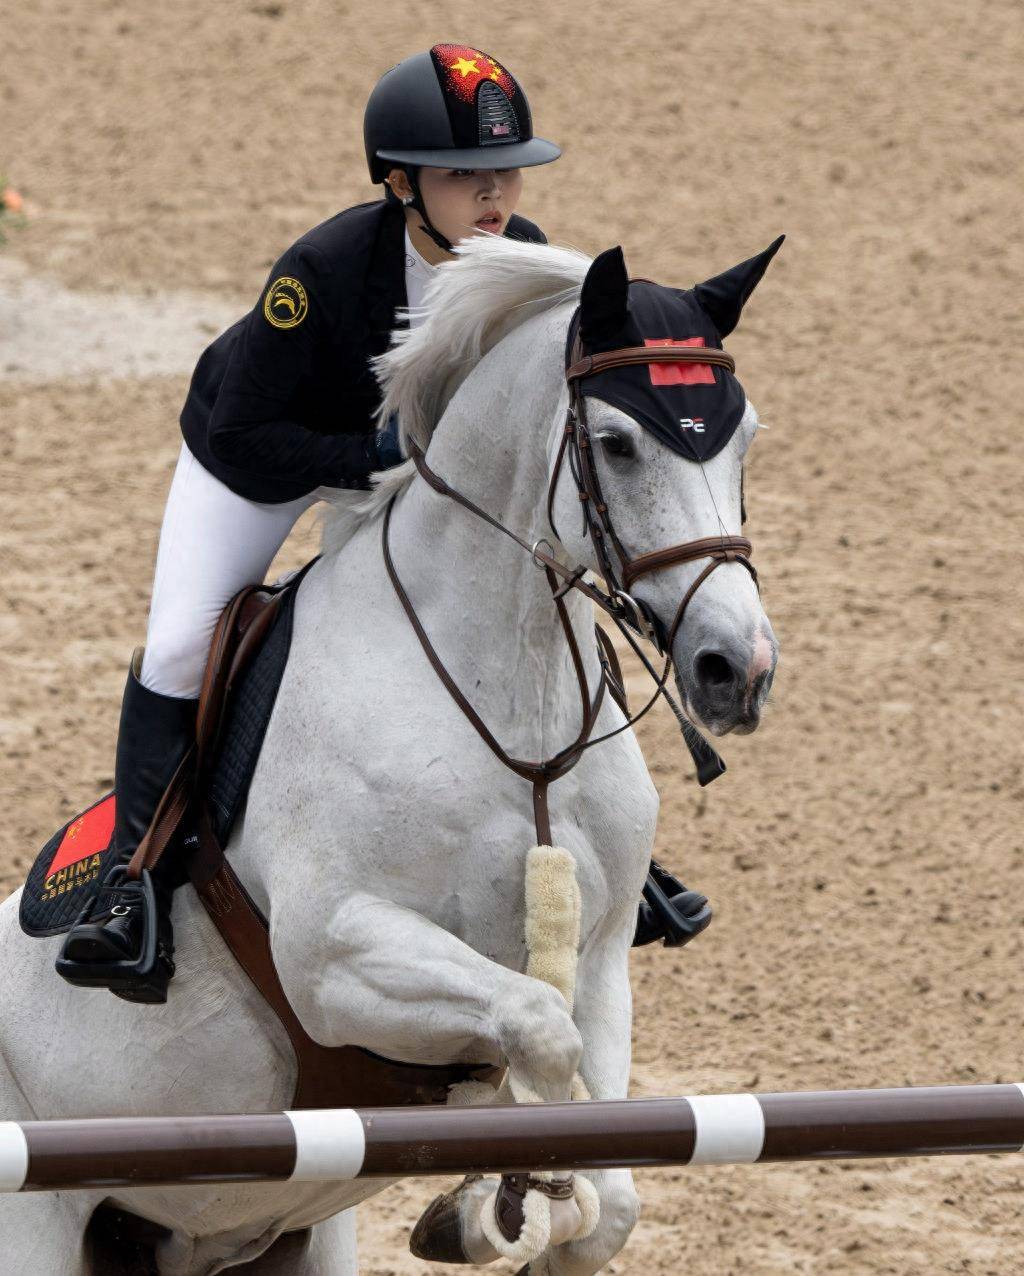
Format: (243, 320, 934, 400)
(375, 136, 560, 172)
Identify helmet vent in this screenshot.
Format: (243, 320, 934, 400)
(477, 80, 520, 146)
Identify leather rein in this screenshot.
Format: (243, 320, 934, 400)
(382, 326, 759, 845)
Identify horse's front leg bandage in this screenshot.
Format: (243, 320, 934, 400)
(476, 845, 599, 1265)
(524, 844, 582, 1011)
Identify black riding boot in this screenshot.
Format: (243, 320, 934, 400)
(55, 649, 197, 1004)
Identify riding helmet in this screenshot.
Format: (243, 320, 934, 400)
(364, 44, 561, 183)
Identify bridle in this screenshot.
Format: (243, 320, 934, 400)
(557, 326, 757, 654)
(381, 316, 760, 846)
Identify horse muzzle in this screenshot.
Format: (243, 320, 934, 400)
(675, 623, 778, 736)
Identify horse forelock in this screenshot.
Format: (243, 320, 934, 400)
(318, 235, 592, 556)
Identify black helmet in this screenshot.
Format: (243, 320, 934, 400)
(364, 44, 561, 183)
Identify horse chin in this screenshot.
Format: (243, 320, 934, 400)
(678, 679, 764, 738)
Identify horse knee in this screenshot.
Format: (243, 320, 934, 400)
(494, 981, 583, 1098)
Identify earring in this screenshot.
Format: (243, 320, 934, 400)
(401, 196, 413, 206)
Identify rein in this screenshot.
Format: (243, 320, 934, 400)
(382, 499, 605, 846)
(381, 324, 760, 844)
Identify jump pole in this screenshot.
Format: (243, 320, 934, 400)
(3, 1085, 1024, 1193)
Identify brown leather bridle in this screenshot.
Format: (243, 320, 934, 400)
(382, 321, 760, 844)
(556, 327, 758, 655)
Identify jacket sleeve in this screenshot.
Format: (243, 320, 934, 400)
(206, 240, 378, 492)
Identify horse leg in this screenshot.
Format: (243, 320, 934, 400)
(409, 926, 641, 1274)
(231, 1210, 357, 1274)
(273, 891, 584, 1264)
(0, 1194, 97, 1275)
(275, 890, 584, 1103)
(0, 1061, 96, 1275)
(522, 933, 641, 1276)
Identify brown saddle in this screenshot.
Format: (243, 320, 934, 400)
(126, 559, 501, 1109)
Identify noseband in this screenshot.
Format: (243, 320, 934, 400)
(381, 323, 761, 844)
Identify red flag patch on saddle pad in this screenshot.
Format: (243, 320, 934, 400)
(47, 793, 116, 876)
(643, 337, 716, 387)
(19, 791, 119, 937)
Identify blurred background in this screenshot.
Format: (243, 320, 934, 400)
(2, 2, 1022, 1270)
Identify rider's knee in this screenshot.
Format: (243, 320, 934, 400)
(139, 626, 210, 699)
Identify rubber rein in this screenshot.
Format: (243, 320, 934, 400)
(381, 326, 759, 845)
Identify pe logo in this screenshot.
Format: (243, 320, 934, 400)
(263, 276, 309, 329)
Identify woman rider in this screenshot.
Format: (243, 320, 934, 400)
(56, 44, 559, 1003)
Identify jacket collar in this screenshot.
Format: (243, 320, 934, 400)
(364, 199, 408, 352)
(363, 199, 539, 351)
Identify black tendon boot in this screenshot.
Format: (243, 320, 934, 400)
(56, 649, 197, 1003)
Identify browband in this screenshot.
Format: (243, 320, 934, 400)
(566, 344, 736, 383)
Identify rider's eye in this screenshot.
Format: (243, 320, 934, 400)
(598, 432, 636, 460)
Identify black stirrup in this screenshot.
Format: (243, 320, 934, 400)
(633, 860, 713, 948)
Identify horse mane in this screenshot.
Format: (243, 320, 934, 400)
(318, 234, 591, 555)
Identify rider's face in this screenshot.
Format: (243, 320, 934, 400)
(389, 166, 524, 263)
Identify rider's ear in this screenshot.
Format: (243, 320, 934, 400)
(579, 246, 630, 346)
(694, 235, 785, 338)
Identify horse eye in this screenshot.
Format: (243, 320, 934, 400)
(599, 432, 635, 459)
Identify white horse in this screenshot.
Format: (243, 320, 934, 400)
(0, 233, 777, 1274)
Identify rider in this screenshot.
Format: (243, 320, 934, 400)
(56, 44, 559, 1003)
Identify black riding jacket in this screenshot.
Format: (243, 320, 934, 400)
(179, 197, 548, 503)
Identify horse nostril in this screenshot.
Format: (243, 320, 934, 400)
(752, 668, 773, 701)
(694, 651, 737, 691)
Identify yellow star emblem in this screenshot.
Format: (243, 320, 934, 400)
(450, 56, 480, 78)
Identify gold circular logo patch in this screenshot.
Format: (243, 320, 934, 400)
(263, 276, 309, 329)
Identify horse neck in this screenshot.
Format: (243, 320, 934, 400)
(386, 332, 599, 760)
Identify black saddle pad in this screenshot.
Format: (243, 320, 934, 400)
(19, 568, 305, 939)
(206, 569, 301, 844)
(20, 792, 120, 936)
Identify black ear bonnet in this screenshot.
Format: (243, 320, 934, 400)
(564, 236, 784, 463)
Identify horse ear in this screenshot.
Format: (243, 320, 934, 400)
(579, 246, 630, 345)
(694, 235, 785, 338)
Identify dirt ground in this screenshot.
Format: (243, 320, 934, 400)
(2, 1, 1023, 1272)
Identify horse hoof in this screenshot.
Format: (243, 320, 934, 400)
(410, 1174, 495, 1263)
(410, 1188, 470, 1262)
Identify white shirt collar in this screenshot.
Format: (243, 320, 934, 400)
(404, 224, 438, 277)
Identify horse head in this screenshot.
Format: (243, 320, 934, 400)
(548, 238, 783, 736)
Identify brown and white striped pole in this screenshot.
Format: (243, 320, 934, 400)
(3, 1086, 1024, 1193)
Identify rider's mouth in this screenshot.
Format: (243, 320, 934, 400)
(475, 212, 502, 231)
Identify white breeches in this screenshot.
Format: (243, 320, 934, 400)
(139, 442, 319, 698)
